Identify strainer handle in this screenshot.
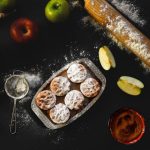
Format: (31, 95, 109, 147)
(9, 99, 17, 134)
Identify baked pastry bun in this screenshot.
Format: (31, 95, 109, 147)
(80, 78, 100, 97)
(49, 103, 70, 124)
(64, 90, 85, 110)
(35, 90, 56, 110)
(50, 76, 71, 96)
(67, 63, 87, 83)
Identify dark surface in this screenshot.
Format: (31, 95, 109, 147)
(0, 0, 150, 150)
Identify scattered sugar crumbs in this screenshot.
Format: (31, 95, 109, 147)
(16, 107, 34, 129)
(109, 0, 146, 27)
(69, 0, 82, 8)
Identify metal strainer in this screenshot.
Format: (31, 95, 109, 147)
(4, 75, 29, 134)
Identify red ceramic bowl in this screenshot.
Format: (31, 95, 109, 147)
(108, 108, 145, 145)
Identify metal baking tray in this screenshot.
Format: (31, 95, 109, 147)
(31, 58, 106, 129)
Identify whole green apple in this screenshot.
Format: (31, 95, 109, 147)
(0, 0, 16, 12)
(45, 0, 70, 23)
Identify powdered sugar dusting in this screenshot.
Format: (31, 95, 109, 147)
(51, 76, 71, 96)
(23, 73, 43, 89)
(79, 49, 92, 57)
(62, 45, 97, 64)
(81, 16, 103, 32)
(100, 3, 108, 13)
(107, 32, 124, 50)
(106, 15, 150, 64)
(80, 78, 100, 97)
(141, 62, 150, 73)
(109, 0, 146, 27)
(50, 103, 70, 124)
(69, 0, 82, 8)
(67, 63, 87, 83)
(64, 55, 69, 62)
(51, 131, 65, 144)
(64, 90, 84, 110)
(16, 107, 34, 129)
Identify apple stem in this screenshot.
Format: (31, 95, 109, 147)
(21, 27, 28, 34)
(53, 3, 61, 9)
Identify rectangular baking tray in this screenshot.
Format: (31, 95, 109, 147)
(31, 58, 106, 129)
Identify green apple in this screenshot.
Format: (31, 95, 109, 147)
(45, 0, 70, 23)
(0, 0, 16, 12)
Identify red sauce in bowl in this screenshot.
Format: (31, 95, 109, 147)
(109, 108, 145, 145)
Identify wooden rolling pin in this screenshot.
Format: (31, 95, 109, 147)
(84, 0, 150, 67)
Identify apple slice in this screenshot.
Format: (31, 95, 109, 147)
(99, 46, 111, 70)
(117, 76, 144, 96)
(103, 46, 116, 68)
(120, 76, 144, 89)
(99, 46, 116, 70)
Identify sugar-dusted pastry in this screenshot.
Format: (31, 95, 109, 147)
(35, 90, 56, 110)
(67, 63, 87, 83)
(50, 76, 71, 96)
(80, 78, 100, 98)
(109, 108, 145, 145)
(49, 103, 70, 124)
(64, 90, 85, 110)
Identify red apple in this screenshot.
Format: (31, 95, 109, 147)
(10, 18, 38, 43)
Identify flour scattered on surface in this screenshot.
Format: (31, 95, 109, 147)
(70, 0, 82, 8)
(109, 0, 146, 26)
(99, 2, 108, 13)
(105, 14, 150, 66)
(16, 107, 33, 128)
(19, 95, 32, 104)
(141, 62, 150, 73)
(65, 47, 96, 62)
(107, 32, 124, 50)
(51, 131, 65, 144)
(79, 49, 91, 58)
(64, 55, 69, 62)
(81, 16, 103, 32)
(23, 73, 43, 89)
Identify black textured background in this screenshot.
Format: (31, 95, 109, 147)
(0, 0, 150, 150)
